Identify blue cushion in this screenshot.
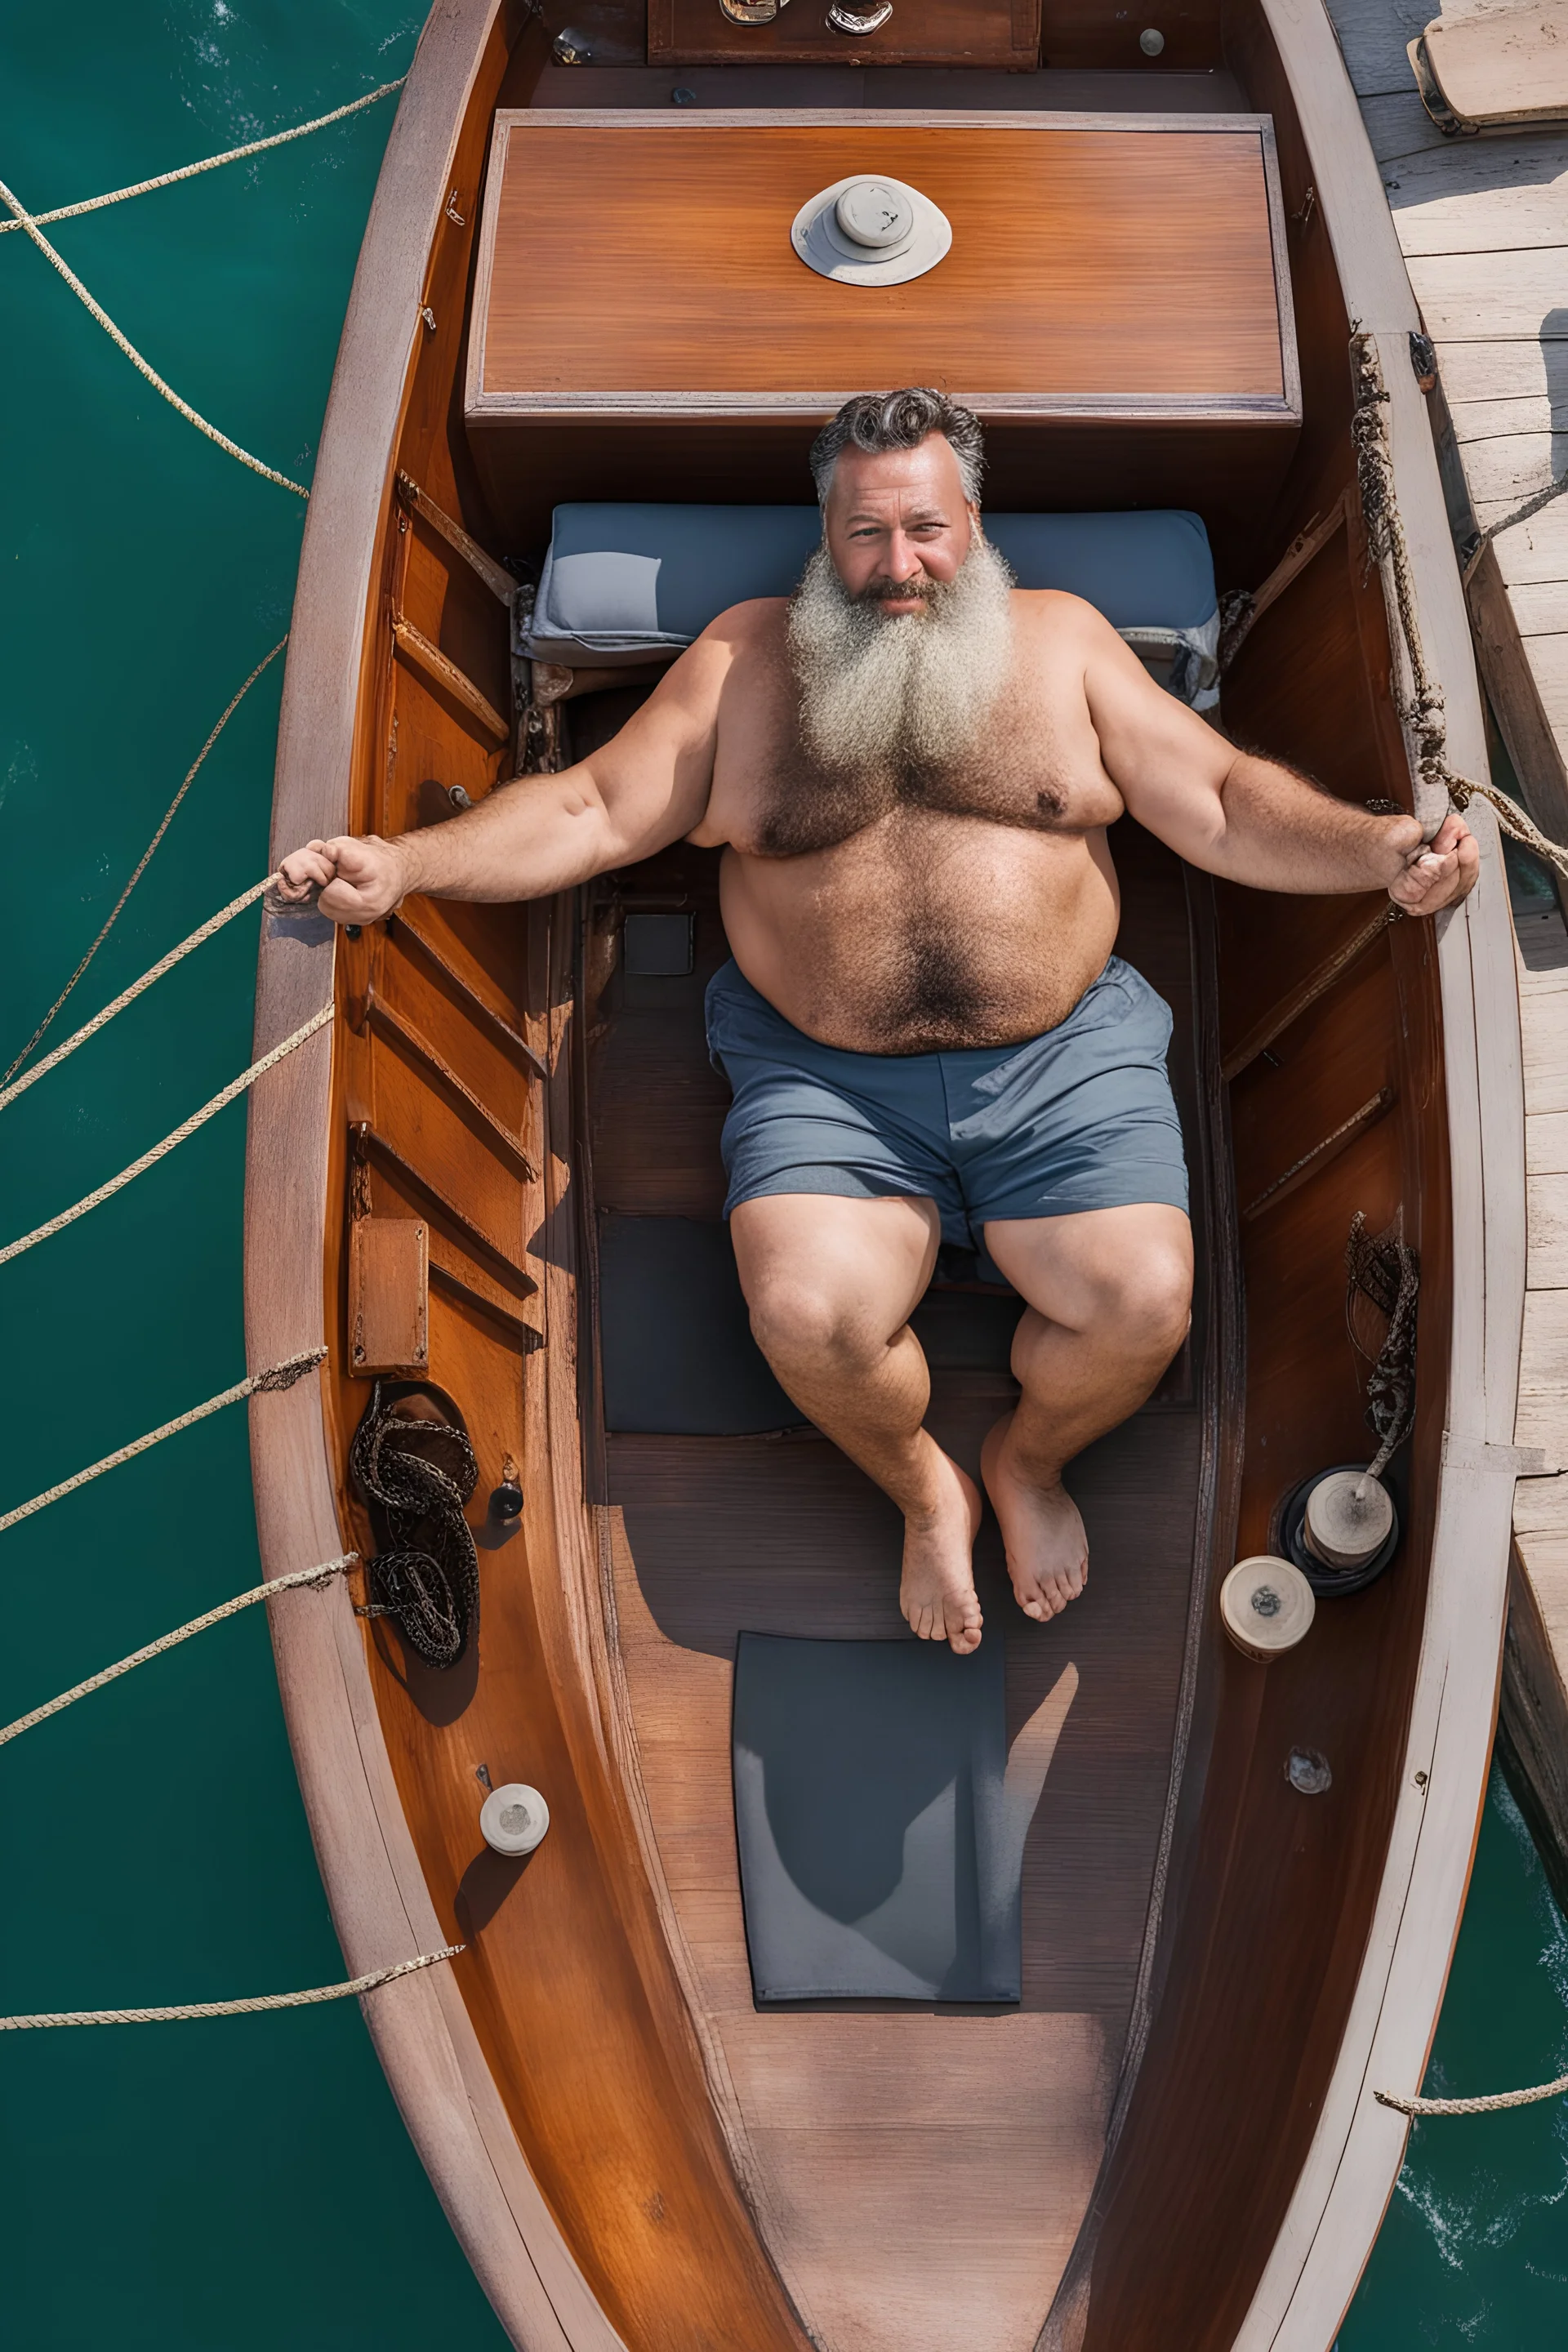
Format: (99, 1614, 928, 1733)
(523, 501, 1217, 664)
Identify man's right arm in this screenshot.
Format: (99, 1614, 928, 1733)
(274, 625, 732, 924)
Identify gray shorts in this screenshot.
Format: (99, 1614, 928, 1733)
(706, 956, 1189, 1250)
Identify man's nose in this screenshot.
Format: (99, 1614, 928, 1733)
(883, 532, 925, 582)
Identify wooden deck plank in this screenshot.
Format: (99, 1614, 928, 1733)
(1520, 633, 1568, 733)
(1459, 428, 1566, 510)
(1359, 87, 1456, 161)
(1436, 336, 1561, 404)
(1527, 1108, 1568, 1172)
(1450, 392, 1568, 448)
(1406, 248, 1568, 341)
(1526, 1169, 1568, 1285)
(1490, 498, 1568, 590)
(1385, 142, 1568, 252)
(1509, 581, 1568, 636)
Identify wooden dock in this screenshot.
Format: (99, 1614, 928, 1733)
(1326, 0, 1568, 1905)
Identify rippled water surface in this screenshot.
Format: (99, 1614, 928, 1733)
(2, 6, 1566, 2345)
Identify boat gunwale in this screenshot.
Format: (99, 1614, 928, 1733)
(1225, 0, 1527, 2341)
(243, 4, 625, 2346)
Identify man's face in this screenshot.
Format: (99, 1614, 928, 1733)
(822, 434, 977, 615)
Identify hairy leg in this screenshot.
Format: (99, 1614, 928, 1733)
(729, 1192, 983, 1652)
(980, 1206, 1193, 1621)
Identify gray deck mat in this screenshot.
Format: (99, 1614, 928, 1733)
(733, 1633, 1020, 2003)
(598, 1214, 804, 1434)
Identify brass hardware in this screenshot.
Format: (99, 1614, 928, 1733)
(826, 0, 892, 29)
(720, 0, 788, 20)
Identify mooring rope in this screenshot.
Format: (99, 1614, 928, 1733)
(0, 1003, 332, 1267)
(0, 81, 406, 238)
(0, 1944, 464, 2032)
(1351, 332, 1568, 885)
(1376, 2073, 1568, 2118)
(2, 647, 287, 1088)
(0, 1552, 355, 1744)
(0, 873, 280, 1112)
(0, 1347, 326, 1535)
(0, 175, 309, 497)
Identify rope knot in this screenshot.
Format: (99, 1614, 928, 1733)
(251, 1345, 328, 1394)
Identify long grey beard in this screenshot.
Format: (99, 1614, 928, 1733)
(786, 535, 1016, 776)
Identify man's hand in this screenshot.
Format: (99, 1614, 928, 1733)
(1386, 808, 1480, 916)
(274, 835, 410, 924)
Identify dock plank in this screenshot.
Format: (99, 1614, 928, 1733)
(1460, 429, 1567, 509)
(1384, 142, 1568, 252)
(1407, 249, 1568, 341)
(1437, 336, 1560, 404)
(1449, 392, 1568, 447)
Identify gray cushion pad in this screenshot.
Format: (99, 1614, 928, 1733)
(526, 501, 1217, 665)
(599, 1214, 804, 1436)
(733, 1633, 1019, 2003)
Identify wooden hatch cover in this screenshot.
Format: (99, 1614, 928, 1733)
(466, 110, 1298, 421)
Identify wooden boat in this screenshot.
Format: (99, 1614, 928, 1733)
(244, 2, 1530, 2344)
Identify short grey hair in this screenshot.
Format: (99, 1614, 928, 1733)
(809, 388, 986, 508)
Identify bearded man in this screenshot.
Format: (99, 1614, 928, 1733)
(277, 387, 1478, 1655)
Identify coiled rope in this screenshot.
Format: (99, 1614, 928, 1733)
(350, 1384, 482, 1670)
(2, 640, 288, 1088)
(0, 176, 309, 497)
(0, 1945, 464, 2033)
(0, 1002, 332, 1267)
(1376, 2073, 1568, 2118)
(0, 1551, 355, 1745)
(0, 1347, 325, 1535)
(0, 80, 405, 238)
(1351, 332, 1568, 884)
(0, 872, 279, 1112)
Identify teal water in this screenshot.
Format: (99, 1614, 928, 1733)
(0, 7, 1563, 2344)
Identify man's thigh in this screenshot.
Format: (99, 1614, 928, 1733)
(730, 1192, 942, 1343)
(981, 1204, 1193, 1330)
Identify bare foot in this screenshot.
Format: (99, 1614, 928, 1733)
(899, 1441, 984, 1654)
(982, 1413, 1088, 1623)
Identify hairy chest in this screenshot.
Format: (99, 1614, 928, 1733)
(710, 672, 1112, 861)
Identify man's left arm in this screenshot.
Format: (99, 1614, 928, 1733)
(1081, 615, 1479, 916)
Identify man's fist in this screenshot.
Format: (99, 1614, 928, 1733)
(1387, 808, 1480, 917)
(274, 835, 410, 924)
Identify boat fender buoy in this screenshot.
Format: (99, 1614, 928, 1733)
(481, 1782, 550, 1857)
(1219, 1555, 1316, 1660)
(1303, 1468, 1394, 1572)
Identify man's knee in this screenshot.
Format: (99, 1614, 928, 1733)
(746, 1275, 880, 1373)
(1095, 1241, 1192, 1361)
(1015, 1233, 1192, 1370)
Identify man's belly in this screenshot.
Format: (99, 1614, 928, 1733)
(718, 820, 1120, 1054)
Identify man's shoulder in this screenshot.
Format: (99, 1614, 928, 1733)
(1009, 586, 1114, 627)
(702, 595, 789, 648)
